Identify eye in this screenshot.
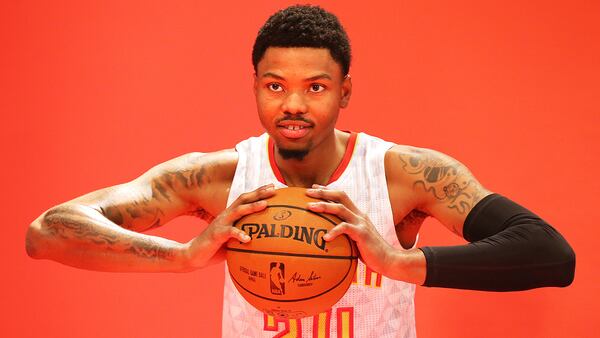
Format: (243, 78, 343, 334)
(309, 84, 325, 93)
(268, 83, 283, 92)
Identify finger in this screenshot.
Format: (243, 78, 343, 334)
(323, 222, 358, 242)
(307, 201, 358, 223)
(211, 225, 252, 244)
(230, 183, 275, 207)
(225, 200, 268, 223)
(229, 227, 251, 243)
(306, 188, 360, 214)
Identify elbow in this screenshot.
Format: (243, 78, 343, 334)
(518, 223, 576, 289)
(536, 229, 576, 288)
(554, 241, 576, 287)
(26, 219, 46, 259)
(26, 206, 68, 259)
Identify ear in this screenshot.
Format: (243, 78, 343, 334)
(253, 73, 258, 96)
(340, 75, 352, 108)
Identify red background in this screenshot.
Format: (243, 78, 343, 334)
(2, 1, 598, 337)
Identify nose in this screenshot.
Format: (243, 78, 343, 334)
(281, 92, 307, 115)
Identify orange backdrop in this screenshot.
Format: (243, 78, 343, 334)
(2, 1, 598, 337)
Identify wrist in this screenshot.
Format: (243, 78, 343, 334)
(385, 247, 427, 285)
(174, 241, 196, 272)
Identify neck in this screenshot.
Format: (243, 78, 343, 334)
(273, 129, 351, 188)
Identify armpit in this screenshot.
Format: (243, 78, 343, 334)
(395, 209, 429, 249)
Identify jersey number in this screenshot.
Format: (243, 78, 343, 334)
(263, 307, 354, 338)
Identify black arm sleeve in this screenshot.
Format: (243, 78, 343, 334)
(420, 194, 575, 291)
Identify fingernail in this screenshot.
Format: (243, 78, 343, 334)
(306, 189, 316, 193)
(323, 234, 331, 241)
(243, 234, 251, 241)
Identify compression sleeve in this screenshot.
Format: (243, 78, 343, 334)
(420, 194, 575, 291)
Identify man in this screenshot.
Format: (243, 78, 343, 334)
(26, 5, 575, 337)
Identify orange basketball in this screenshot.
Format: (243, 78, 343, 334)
(226, 187, 358, 319)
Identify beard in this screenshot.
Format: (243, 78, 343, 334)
(278, 147, 309, 161)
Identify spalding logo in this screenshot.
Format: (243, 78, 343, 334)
(241, 223, 327, 251)
(273, 210, 292, 221)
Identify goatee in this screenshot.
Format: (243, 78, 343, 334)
(278, 148, 309, 161)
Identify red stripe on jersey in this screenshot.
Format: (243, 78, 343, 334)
(312, 309, 331, 338)
(336, 307, 354, 338)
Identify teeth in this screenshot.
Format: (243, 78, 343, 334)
(285, 125, 304, 130)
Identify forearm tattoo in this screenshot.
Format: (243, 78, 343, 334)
(43, 207, 176, 261)
(397, 149, 485, 215)
(125, 238, 176, 260)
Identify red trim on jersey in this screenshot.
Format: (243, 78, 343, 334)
(268, 137, 286, 184)
(263, 314, 302, 337)
(264, 314, 276, 331)
(365, 265, 383, 287)
(268, 131, 357, 185)
(327, 132, 357, 184)
(336, 307, 354, 338)
(312, 309, 332, 338)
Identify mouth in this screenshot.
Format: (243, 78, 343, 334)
(276, 120, 313, 139)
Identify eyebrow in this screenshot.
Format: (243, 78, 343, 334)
(261, 72, 333, 81)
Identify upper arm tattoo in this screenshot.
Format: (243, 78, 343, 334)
(99, 154, 212, 232)
(397, 149, 486, 215)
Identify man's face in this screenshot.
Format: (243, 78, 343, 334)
(254, 47, 351, 160)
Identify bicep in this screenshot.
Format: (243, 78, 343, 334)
(391, 146, 492, 237)
(69, 152, 210, 232)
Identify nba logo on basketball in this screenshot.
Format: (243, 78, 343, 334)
(269, 262, 285, 295)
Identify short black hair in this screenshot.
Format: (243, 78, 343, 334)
(252, 5, 352, 76)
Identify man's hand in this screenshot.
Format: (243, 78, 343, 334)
(306, 185, 426, 284)
(306, 185, 395, 275)
(182, 184, 276, 270)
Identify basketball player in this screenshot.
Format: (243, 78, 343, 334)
(270, 262, 285, 295)
(26, 5, 575, 337)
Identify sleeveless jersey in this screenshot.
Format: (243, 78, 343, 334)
(222, 132, 417, 338)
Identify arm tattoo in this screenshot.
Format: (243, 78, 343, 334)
(44, 209, 119, 246)
(44, 207, 176, 261)
(397, 209, 429, 227)
(101, 157, 211, 232)
(395, 209, 428, 248)
(185, 208, 215, 223)
(125, 238, 176, 260)
(398, 150, 484, 215)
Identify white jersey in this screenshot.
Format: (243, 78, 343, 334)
(222, 132, 417, 338)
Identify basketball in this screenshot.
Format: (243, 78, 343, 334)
(226, 187, 358, 319)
